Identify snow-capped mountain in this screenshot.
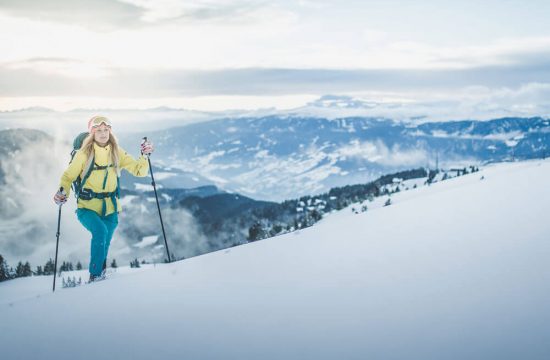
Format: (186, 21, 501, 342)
(118, 115, 550, 201)
(3, 113, 550, 266)
(306, 94, 383, 109)
(1, 159, 549, 360)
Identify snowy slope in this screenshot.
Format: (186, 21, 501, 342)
(1, 160, 550, 360)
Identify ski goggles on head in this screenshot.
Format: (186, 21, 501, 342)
(88, 116, 112, 131)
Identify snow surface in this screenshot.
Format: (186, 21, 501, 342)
(1, 160, 550, 359)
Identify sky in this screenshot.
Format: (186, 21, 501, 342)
(2, 0, 550, 113)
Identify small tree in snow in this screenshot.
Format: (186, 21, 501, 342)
(0, 254, 10, 282)
(15, 261, 31, 278)
(130, 259, 141, 268)
(43, 259, 55, 275)
(34, 265, 43, 276)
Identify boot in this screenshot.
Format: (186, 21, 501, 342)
(89, 272, 106, 283)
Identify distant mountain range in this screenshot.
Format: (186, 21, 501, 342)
(118, 115, 550, 201)
(1, 115, 550, 264)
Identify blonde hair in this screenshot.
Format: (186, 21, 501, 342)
(80, 130, 121, 177)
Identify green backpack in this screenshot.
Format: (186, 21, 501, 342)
(70, 132, 91, 198)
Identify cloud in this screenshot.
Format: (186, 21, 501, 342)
(0, 0, 146, 31)
(2, 1, 550, 72)
(126, 0, 290, 25)
(4, 57, 112, 78)
(3, 58, 550, 98)
(117, 203, 211, 262)
(0, 134, 92, 266)
(290, 83, 550, 123)
(338, 140, 428, 167)
(424, 37, 550, 69)
(0, 0, 290, 31)
(3, 60, 550, 120)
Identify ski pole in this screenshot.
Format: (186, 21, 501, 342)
(143, 137, 172, 263)
(53, 187, 63, 292)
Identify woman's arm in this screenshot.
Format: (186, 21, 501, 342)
(119, 147, 149, 177)
(59, 150, 86, 197)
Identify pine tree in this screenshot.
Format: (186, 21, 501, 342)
(34, 265, 43, 276)
(248, 223, 262, 241)
(15, 261, 24, 278)
(43, 259, 55, 275)
(76, 261, 83, 270)
(62, 276, 81, 288)
(0, 254, 9, 282)
(130, 259, 141, 268)
(310, 210, 322, 222)
(23, 262, 32, 277)
(272, 224, 283, 236)
(111, 259, 118, 268)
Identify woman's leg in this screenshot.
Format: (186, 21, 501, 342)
(102, 212, 119, 263)
(77, 208, 109, 277)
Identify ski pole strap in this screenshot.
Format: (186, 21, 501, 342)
(102, 166, 109, 189)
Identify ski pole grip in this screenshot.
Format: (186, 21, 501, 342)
(141, 137, 148, 156)
(57, 187, 65, 206)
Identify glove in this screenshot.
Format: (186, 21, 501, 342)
(141, 140, 154, 156)
(54, 188, 67, 205)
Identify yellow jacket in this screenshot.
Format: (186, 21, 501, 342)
(59, 143, 149, 216)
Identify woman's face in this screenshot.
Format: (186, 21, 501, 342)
(93, 124, 110, 145)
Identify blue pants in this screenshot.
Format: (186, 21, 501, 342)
(76, 208, 119, 276)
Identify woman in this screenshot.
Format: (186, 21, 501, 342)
(53, 115, 154, 282)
